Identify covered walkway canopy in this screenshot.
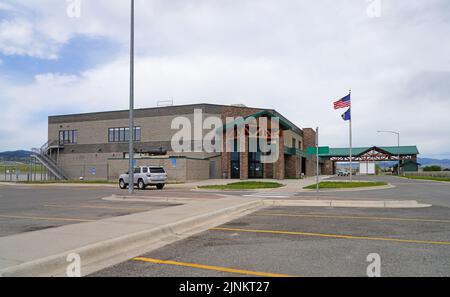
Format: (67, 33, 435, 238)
(320, 146, 419, 162)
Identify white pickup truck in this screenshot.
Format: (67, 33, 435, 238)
(119, 166, 168, 190)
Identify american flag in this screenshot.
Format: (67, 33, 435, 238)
(333, 94, 351, 110)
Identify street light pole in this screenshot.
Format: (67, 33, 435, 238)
(377, 130, 401, 176)
(128, 0, 135, 194)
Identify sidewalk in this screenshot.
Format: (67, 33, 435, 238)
(173, 176, 330, 192)
(0, 196, 262, 277)
(0, 176, 327, 191)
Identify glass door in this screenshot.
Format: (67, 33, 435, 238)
(230, 152, 240, 179)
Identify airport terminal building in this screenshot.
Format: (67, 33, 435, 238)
(41, 104, 319, 182)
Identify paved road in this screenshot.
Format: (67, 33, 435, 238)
(0, 185, 188, 237)
(1, 175, 448, 238)
(296, 176, 450, 207)
(93, 176, 450, 277)
(2, 176, 449, 276)
(93, 205, 450, 277)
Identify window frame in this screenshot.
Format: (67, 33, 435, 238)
(59, 130, 78, 145)
(108, 126, 141, 143)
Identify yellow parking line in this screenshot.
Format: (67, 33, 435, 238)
(44, 204, 148, 212)
(212, 227, 450, 246)
(0, 214, 95, 223)
(133, 257, 295, 277)
(252, 213, 450, 224)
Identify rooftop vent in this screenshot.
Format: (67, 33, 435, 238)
(157, 100, 174, 107)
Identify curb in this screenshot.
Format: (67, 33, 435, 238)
(301, 184, 395, 193)
(106, 194, 213, 203)
(0, 182, 117, 188)
(263, 199, 431, 209)
(0, 200, 263, 277)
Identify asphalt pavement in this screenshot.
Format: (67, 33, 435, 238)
(93, 205, 450, 277)
(296, 175, 450, 207)
(0, 185, 180, 237)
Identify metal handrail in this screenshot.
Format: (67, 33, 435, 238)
(31, 141, 68, 180)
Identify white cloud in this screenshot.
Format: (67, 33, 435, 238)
(0, 0, 450, 158)
(0, 1, 15, 12)
(0, 18, 60, 59)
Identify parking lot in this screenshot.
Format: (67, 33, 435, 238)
(93, 204, 450, 277)
(0, 185, 188, 237)
(1, 176, 450, 277)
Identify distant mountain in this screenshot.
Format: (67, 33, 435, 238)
(418, 158, 450, 169)
(0, 150, 32, 161)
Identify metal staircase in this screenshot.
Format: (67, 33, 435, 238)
(31, 141, 68, 180)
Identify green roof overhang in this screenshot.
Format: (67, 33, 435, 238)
(285, 147, 308, 157)
(317, 146, 420, 158)
(220, 110, 294, 132)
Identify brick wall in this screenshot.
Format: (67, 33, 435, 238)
(220, 106, 263, 121)
(240, 151, 249, 180)
(264, 163, 274, 178)
(285, 155, 300, 178)
(303, 128, 317, 177)
(220, 106, 262, 179)
(303, 128, 317, 149)
(323, 160, 335, 175)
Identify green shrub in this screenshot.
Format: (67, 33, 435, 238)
(423, 165, 442, 172)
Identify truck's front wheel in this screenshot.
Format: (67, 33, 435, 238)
(138, 179, 146, 190)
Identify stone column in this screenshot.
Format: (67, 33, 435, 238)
(323, 160, 335, 175)
(274, 131, 285, 180)
(264, 163, 274, 179)
(240, 137, 249, 180)
(285, 155, 300, 178)
(303, 128, 317, 177)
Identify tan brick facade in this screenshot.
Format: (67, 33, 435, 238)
(48, 104, 316, 181)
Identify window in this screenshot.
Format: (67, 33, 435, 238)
(142, 167, 148, 174)
(248, 152, 264, 178)
(108, 127, 141, 142)
(292, 139, 296, 149)
(59, 130, 78, 145)
(135, 127, 141, 142)
(109, 129, 114, 142)
(150, 167, 165, 174)
(134, 167, 141, 174)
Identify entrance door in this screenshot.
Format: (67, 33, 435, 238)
(302, 157, 307, 175)
(249, 152, 264, 178)
(230, 152, 240, 179)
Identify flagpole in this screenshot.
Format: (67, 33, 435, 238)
(349, 90, 353, 183)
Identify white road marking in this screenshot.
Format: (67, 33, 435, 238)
(244, 193, 293, 198)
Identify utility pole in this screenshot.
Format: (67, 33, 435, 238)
(128, 0, 135, 194)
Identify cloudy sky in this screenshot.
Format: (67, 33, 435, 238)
(0, 0, 449, 158)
